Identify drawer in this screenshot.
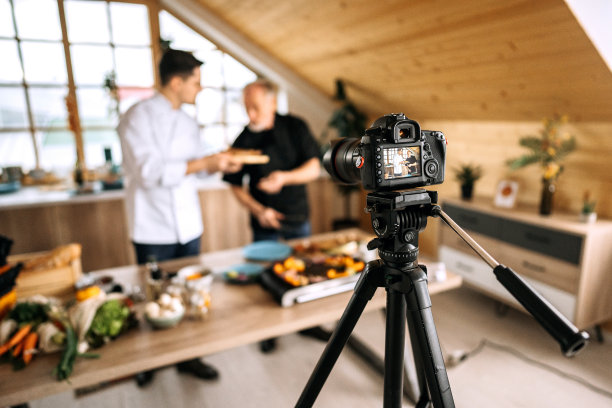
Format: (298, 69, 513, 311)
(439, 246, 520, 301)
(439, 224, 503, 260)
(439, 246, 576, 322)
(442, 203, 503, 239)
(501, 219, 583, 265)
(502, 243, 580, 294)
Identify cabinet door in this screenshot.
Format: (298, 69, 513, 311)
(442, 203, 503, 239)
(439, 246, 577, 322)
(501, 220, 583, 265)
(502, 243, 580, 294)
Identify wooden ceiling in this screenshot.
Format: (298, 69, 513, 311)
(196, 0, 612, 122)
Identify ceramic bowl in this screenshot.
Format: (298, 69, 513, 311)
(145, 307, 185, 329)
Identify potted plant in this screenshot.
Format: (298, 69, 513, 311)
(580, 191, 597, 223)
(453, 163, 482, 200)
(323, 79, 367, 230)
(507, 115, 576, 215)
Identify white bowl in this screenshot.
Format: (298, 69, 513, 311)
(177, 265, 213, 285)
(145, 307, 185, 329)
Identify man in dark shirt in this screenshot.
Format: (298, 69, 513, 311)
(223, 79, 321, 352)
(223, 79, 321, 241)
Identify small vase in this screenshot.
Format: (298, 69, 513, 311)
(539, 180, 556, 215)
(460, 184, 474, 200)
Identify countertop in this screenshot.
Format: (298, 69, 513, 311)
(0, 175, 230, 210)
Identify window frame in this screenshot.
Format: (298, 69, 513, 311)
(0, 0, 257, 174)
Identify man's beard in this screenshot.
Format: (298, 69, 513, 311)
(247, 121, 273, 132)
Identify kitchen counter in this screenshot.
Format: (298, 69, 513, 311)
(0, 175, 229, 210)
(0, 177, 362, 272)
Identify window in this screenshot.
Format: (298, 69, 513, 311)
(0, 1, 256, 178)
(159, 11, 256, 151)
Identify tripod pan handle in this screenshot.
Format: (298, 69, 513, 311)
(493, 264, 589, 357)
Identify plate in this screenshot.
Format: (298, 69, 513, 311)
(242, 241, 292, 261)
(223, 263, 265, 284)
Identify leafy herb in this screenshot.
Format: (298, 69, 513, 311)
(8, 302, 48, 326)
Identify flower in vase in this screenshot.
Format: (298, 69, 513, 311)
(507, 115, 576, 181)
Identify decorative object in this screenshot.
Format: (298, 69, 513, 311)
(323, 79, 367, 230)
(494, 180, 519, 208)
(507, 115, 576, 215)
(102, 71, 119, 119)
(453, 163, 482, 200)
(580, 191, 597, 223)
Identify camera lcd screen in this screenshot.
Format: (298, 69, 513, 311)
(383, 146, 421, 180)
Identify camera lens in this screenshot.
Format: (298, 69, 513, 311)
(323, 138, 362, 184)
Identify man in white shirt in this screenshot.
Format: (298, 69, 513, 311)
(118, 49, 241, 386)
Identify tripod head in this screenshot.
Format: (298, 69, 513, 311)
(364, 189, 436, 265)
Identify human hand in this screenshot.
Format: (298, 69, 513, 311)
(255, 207, 284, 229)
(257, 171, 286, 194)
(212, 152, 243, 174)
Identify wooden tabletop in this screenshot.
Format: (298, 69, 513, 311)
(0, 229, 461, 406)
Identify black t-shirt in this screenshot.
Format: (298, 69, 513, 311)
(223, 113, 321, 228)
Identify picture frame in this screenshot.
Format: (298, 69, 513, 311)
(494, 180, 519, 208)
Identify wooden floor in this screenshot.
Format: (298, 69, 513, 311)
(30, 286, 612, 407)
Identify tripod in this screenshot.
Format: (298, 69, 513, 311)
(296, 190, 589, 408)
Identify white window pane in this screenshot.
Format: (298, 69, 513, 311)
(196, 88, 222, 125)
(118, 87, 154, 114)
(14, 0, 61, 40)
(21, 41, 67, 84)
(226, 89, 248, 124)
(65, 0, 110, 44)
(0, 131, 36, 169)
(201, 125, 226, 151)
(224, 54, 256, 90)
(110, 3, 149, 46)
(159, 11, 215, 52)
(0, 0, 14, 37)
(71, 45, 114, 86)
(28, 87, 68, 127)
(83, 129, 121, 167)
(115, 47, 153, 87)
(198, 50, 223, 87)
(0, 40, 23, 83)
(0, 87, 29, 128)
(77, 87, 116, 127)
(39, 129, 76, 170)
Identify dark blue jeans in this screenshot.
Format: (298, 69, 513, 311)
(252, 221, 311, 242)
(133, 237, 201, 264)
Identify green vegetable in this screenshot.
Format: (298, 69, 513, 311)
(8, 302, 48, 326)
(54, 322, 77, 381)
(85, 299, 130, 348)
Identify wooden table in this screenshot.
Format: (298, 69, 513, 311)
(0, 229, 461, 406)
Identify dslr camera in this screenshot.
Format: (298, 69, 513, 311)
(323, 113, 446, 191)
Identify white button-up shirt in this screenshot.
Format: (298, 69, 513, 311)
(118, 93, 214, 245)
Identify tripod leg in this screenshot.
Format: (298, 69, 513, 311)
(383, 288, 407, 407)
(404, 268, 455, 408)
(296, 260, 383, 408)
(405, 313, 430, 407)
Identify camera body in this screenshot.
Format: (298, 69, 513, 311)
(323, 113, 446, 191)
